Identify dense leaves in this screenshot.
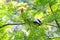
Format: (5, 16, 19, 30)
(0, 0, 60, 40)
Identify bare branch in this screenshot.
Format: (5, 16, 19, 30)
(0, 22, 25, 28)
(48, 37, 60, 39)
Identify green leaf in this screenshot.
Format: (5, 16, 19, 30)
(35, 0, 48, 6)
(50, 0, 57, 6)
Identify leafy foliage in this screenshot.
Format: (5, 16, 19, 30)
(0, 0, 60, 40)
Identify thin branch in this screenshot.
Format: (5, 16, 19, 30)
(0, 22, 25, 28)
(48, 37, 60, 39)
(49, 0, 60, 27)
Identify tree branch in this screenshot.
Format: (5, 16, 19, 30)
(48, 37, 60, 39)
(0, 22, 25, 28)
(49, 0, 60, 28)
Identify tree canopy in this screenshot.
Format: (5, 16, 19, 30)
(0, 0, 60, 40)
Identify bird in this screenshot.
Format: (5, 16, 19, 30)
(33, 19, 42, 26)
